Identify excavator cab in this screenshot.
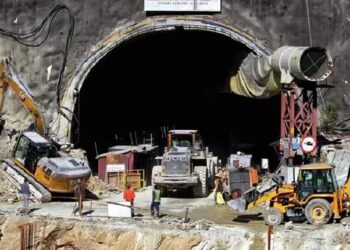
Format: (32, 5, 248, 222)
(13, 131, 52, 174)
(297, 165, 338, 200)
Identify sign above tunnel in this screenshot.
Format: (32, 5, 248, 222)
(144, 0, 221, 12)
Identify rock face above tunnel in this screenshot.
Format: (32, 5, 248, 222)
(0, 0, 349, 151)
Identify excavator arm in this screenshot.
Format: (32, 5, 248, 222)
(0, 58, 45, 136)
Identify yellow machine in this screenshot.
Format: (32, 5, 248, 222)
(0, 58, 91, 202)
(245, 163, 350, 225)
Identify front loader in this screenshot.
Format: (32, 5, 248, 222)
(231, 163, 350, 226)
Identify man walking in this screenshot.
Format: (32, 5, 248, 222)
(150, 185, 161, 218)
(123, 184, 135, 217)
(20, 179, 30, 210)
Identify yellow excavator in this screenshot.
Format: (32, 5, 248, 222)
(0, 58, 91, 202)
(234, 163, 350, 225)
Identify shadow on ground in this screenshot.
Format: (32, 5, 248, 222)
(233, 213, 264, 223)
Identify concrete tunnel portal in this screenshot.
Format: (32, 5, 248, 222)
(69, 27, 281, 173)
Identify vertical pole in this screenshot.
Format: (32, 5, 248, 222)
(130, 132, 134, 145)
(280, 89, 288, 165)
(79, 191, 82, 216)
(280, 90, 286, 156)
(167, 132, 171, 149)
(134, 131, 138, 145)
(311, 88, 318, 157)
(19, 225, 24, 250)
(185, 207, 189, 223)
(94, 142, 99, 157)
(29, 223, 32, 249)
(288, 88, 295, 166)
(267, 225, 273, 250)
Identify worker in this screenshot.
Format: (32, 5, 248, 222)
(222, 167, 228, 184)
(20, 178, 30, 210)
(150, 185, 161, 218)
(123, 184, 135, 217)
(74, 179, 85, 216)
(221, 167, 230, 202)
(316, 173, 328, 192)
(217, 167, 223, 178)
(214, 174, 225, 205)
(292, 133, 303, 164)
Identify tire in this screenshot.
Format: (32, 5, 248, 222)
(264, 207, 284, 226)
(151, 165, 162, 187)
(305, 198, 333, 225)
(193, 166, 208, 198)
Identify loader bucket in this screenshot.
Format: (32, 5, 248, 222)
(228, 197, 247, 212)
(227, 187, 258, 212)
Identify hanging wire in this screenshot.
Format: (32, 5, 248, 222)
(0, 4, 76, 125)
(305, 0, 313, 46)
(305, 0, 330, 114)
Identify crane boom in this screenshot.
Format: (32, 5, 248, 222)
(0, 58, 45, 136)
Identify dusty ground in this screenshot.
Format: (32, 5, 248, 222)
(1, 165, 350, 249)
(1, 184, 350, 249)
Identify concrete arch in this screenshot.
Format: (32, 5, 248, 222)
(50, 15, 271, 144)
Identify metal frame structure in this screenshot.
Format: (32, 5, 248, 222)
(279, 82, 318, 163)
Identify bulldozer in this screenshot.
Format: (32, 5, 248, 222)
(0, 58, 91, 202)
(234, 163, 350, 225)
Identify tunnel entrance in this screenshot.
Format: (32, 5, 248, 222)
(71, 29, 280, 172)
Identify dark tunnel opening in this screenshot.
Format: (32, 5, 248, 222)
(71, 29, 281, 173)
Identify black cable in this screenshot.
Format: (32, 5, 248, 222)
(0, 5, 66, 46)
(0, 4, 76, 133)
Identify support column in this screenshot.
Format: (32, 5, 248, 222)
(280, 82, 318, 164)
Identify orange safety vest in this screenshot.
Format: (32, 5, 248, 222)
(123, 189, 135, 201)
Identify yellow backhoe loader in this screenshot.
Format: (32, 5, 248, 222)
(0, 58, 91, 202)
(232, 163, 350, 226)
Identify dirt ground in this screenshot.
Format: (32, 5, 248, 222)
(1, 185, 350, 249)
(0, 169, 350, 250)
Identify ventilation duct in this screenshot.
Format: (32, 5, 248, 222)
(230, 46, 334, 98)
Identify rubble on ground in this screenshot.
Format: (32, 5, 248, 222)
(321, 135, 350, 185)
(0, 170, 18, 203)
(87, 176, 117, 195)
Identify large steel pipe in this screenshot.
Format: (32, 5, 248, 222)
(271, 46, 333, 82)
(229, 46, 334, 98)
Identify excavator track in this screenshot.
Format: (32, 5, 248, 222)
(1, 159, 51, 202)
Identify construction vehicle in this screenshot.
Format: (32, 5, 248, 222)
(227, 153, 259, 194)
(0, 58, 91, 202)
(228, 167, 259, 195)
(152, 129, 217, 197)
(235, 163, 350, 226)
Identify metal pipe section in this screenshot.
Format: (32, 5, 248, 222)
(271, 46, 333, 82)
(229, 46, 334, 98)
